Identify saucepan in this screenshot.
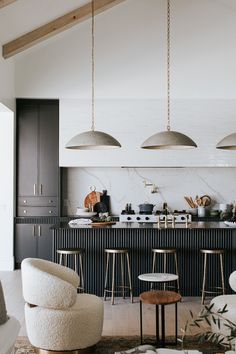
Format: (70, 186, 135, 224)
(138, 203, 155, 214)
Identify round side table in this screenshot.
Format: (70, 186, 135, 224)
(139, 290, 181, 347)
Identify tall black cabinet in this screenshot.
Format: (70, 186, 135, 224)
(15, 99, 60, 267)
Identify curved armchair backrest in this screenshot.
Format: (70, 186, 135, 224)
(21, 258, 79, 309)
(229, 271, 236, 292)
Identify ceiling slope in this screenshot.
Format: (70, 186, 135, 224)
(0, 0, 17, 10)
(2, 0, 126, 59)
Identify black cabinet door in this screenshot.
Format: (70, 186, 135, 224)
(37, 224, 53, 261)
(17, 104, 38, 197)
(16, 99, 59, 216)
(38, 103, 59, 197)
(15, 224, 37, 265)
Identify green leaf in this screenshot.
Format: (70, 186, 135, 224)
(204, 316, 211, 326)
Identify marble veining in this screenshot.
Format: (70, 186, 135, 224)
(62, 167, 236, 215)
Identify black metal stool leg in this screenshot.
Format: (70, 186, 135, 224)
(140, 301, 143, 344)
(156, 305, 159, 346)
(161, 305, 165, 347)
(175, 302, 178, 344)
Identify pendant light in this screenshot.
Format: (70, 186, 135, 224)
(141, 0, 197, 150)
(216, 133, 236, 150)
(66, 0, 121, 150)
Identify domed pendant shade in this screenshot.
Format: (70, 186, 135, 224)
(141, 130, 197, 150)
(216, 133, 236, 150)
(141, 0, 197, 150)
(66, 0, 121, 150)
(66, 130, 121, 150)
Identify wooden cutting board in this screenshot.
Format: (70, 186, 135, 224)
(91, 221, 116, 227)
(84, 186, 102, 209)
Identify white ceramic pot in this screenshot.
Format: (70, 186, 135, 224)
(198, 206, 206, 217)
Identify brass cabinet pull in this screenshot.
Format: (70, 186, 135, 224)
(40, 184, 43, 195)
(32, 225, 36, 237)
(33, 184, 37, 195)
(38, 225, 41, 237)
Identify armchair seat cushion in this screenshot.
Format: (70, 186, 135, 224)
(0, 316, 20, 354)
(25, 293, 104, 351)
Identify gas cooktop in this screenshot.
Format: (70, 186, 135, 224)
(119, 213, 191, 223)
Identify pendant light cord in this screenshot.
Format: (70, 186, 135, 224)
(167, 0, 171, 131)
(91, 0, 95, 131)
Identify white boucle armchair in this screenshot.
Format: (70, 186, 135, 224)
(21, 258, 104, 353)
(210, 271, 236, 337)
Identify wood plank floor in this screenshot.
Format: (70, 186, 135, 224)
(0, 270, 209, 338)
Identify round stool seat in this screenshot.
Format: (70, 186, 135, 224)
(140, 290, 181, 305)
(57, 248, 85, 255)
(105, 248, 129, 254)
(138, 273, 178, 283)
(200, 249, 225, 254)
(152, 248, 177, 254)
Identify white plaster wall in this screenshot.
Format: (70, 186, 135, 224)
(14, 0, 236, 99)
(0, 4, 15, 109)
(63, 167, 236, 216)
(0, 105, 14, 270)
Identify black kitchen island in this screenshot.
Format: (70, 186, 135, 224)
(51, 222, 236, 297)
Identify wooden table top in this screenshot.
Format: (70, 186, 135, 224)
(139, 290, 181, 305)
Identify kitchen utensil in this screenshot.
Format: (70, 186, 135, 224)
(94, 202, 108, 213)
(84, 185, 102, 210)
(200, 195, 211, 207)
(184, 196, 197, 209)
(138, 203, 155, 214)
(184, 196, 196, 208)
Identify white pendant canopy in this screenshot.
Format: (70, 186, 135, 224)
(66, 130, 121, 150)
(65, 0, 121, 151)
(141, 0, 197, 150)
(141, 130, 197, 150)
(216, 133, 236, 150)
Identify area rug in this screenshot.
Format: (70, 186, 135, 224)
(15, 336, 225, 354)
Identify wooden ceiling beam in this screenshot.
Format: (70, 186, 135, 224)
(2, 0, 126, 59)
(0, 0, 17, 10)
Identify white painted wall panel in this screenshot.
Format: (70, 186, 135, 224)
(0, 105, 14, 270)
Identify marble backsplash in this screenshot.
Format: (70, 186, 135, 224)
(62, 167, 236, 216)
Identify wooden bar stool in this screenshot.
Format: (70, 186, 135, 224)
(104, 248, 133, 305)
(56, 248, 85, 292)
(200, 249, 225, 304)
(152, 248, 180, 292)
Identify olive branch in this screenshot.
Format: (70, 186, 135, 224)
(180, 303, 236, 349)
